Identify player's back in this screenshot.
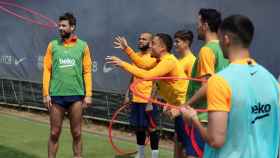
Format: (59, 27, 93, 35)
(204, 61, 280, 158)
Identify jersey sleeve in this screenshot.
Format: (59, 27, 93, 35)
(197, 47, 216, 77)
(83, 44, 93, 97)
(42, 43, 53, 96)
(121, 57, 176, 79)
(207, 74, 232, 112)
(124, 47, 157, 69)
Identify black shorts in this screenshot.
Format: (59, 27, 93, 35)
(51, 96, 84, 109)
(129, 102, 159, 129)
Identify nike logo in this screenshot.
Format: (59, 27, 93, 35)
(251, 113, 269, 124)
(103, 63, 115, 73)
(250, 71, 257, 76)
(14, 57, 26, 65)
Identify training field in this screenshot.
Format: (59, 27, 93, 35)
(0, 113, 172, 158)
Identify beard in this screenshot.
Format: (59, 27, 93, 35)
(151, 51, 158, 58)
(138, 44, 149, 52)
(221, 46, 229, 59)
(223, 51, 229, 59)
(198, 33, 205, 41)
(60, 31, 72, 40)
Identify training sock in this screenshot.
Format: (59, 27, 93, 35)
(152, 150, 159, 158)
(136, 145, 145, 158)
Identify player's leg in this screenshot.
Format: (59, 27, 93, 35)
(185, 125, 205, 158)
(48, 102, 65, 158)
(135, 129, 146, 158)
(175, 115, 204, 158)
(146, 104, 160, 158)
(174, 115, 189, 158)
(68, 99, 83, 158)
(130, 103, 147, 158)
(174, 137, 187, 158)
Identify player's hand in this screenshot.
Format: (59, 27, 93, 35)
(163, 106, 172, 118)
(145, 104, 153, 112)
(181, 106, 198, 123)
(82, 96, 92, 109)
(43, 96, 52, 111)
(162, 105, 169, 113)
(105, 56, 124, 66)
(123, 96, 130, 105)
(170, 108, 180, 119)
(114, 36, 128, 50)
(180, 103, 192, 111)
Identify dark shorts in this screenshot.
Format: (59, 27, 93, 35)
(174, 115, 205, 157)
(129, 102, 159, 129)
(51, 96, 84, 109)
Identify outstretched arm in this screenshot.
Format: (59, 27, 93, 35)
(106, 56, 175, 79)
(113, 36, 157, 69)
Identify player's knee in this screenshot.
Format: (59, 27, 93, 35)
(50, 129, 61, 142)
(72, 130, 81, 140)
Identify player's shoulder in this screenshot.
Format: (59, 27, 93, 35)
(199, 46, 214, 55)
(76, 38, 88, 46)
(49, 38, 60, 45)
(166, 53, 177, 60)
(161, 53, 172, 59)
(256, 64, 279, 83)
(209, 74, 224, 82)
(160, 53, 178, 67)
(208, 74, 230, 90)
(211, 63, 236, 80)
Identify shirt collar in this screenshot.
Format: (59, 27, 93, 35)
(207, 40, 219, 44)
(63, 35, 78, 45)
(231, 58, 256, 65)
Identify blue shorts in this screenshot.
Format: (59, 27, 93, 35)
(51, 96, 84, 109)
(175, 115, 205, 157)
(129, 102, 159, 129)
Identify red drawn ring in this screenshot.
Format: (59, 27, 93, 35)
(109, 76, 207, 155)
(0, 1, 57, 28)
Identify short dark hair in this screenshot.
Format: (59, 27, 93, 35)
(199, 8, 221, 32)
(220, 15, 254, 48)
(174, 30, 194, 47)
(155, 33, 173, 52)
(59, 12, 76, 26)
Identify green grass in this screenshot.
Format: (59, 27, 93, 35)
(0, 114, 172, 158)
